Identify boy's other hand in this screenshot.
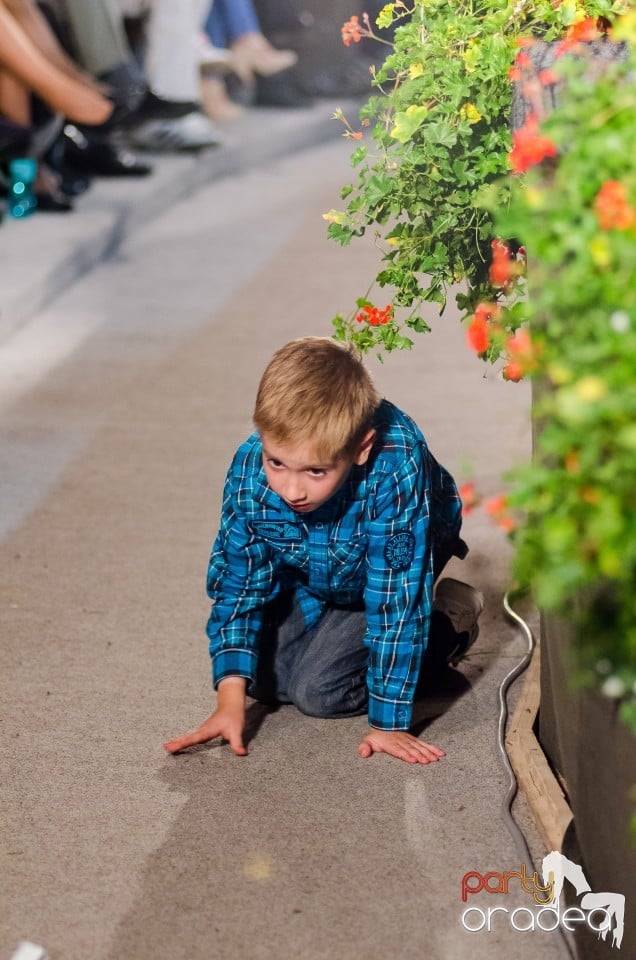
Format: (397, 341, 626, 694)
(358, 729, 445, 765)
(163, 677, 247, 756)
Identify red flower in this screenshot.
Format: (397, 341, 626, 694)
(458, 482, 479, 515)
(506, 328, 532, 356)
(466, 316, 489, 354)
(484, 494, 516, 533)
(502, 327, 537, 381)
(474, 302, 501, 323)
(538, 68, 559, 86)
(509, 113, 557, 173)
(503, 360, 524, 382)
(594, 180, 635, 231)
(342, 15, 363, 46)
(555, 17, 601, 55)
(356, 303, 393, 326)
(489, 239, 513, 287)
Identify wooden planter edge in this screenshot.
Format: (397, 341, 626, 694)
(504, 639, 574, 853)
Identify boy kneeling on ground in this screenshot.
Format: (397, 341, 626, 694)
(165, 337, 484, 764)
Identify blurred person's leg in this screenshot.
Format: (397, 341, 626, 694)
(125, 0, 223, 149)
(143, 0, 208, 102)
(0, 70, 30, 124)
(204, 0, 258, 47)
(4, 0, 104, 92)
(0, 0, 112, 124)
(206, 0, 297, 83)
(57, 0, 147, 117)
(60, 0, 131, 76)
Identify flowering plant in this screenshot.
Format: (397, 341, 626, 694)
(327, 0, 626, 356)
(483, 21, 636, 729)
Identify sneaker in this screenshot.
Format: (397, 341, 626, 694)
(129, 111, 223, 152)
(433, 578, 485, 665)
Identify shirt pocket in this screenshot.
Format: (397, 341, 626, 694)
(328, 532, 367, 584)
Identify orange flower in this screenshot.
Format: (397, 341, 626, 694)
(484, 493, 508, 516)
(506, 328, 532, 356)
(502, 327, 537, 381)
(594, 180, 635, 231)
(503, 361, 523, 382)
(489, 239, 513, 287)
(484, 494, 516, 533)
(474, 302, 501, 323)
(509, 113, 557, 173)
(458, 482, 479, 515)
(556, 16, 601, 55)
(466, 303, 500, 355)
(538, 68, 559, 86)
(342, 15, 363, 46)
(466, 316, 489, 354)
(356, 303, 393, 326)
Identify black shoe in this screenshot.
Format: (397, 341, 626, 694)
(44, 131, 93, 195)
(0, 118, 32, 159)
(98, 60, 147, 116)
(35, 187, 73, 212)
(59, 124, 153, 177)
(120, 91, 200, 128)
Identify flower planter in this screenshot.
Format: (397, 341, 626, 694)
(539, 611, 636, 958)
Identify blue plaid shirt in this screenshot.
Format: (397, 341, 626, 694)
(206, 400, 462, 730)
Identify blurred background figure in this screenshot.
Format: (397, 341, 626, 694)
(0, 0, 116, 213)
(200, 0, 299, 119)
(115, 0, 224, 151)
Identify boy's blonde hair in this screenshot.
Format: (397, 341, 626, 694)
(253, 337, 381, 461)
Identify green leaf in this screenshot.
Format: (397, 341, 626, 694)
(390, 105, 429, 143)
(376, 3, 395, 29)
(326, 223, 353, 246)
(350, 145, 367, 168)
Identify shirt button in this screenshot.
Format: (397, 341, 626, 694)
(316, 522, 324, 529)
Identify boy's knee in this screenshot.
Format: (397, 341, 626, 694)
(290, 674, 367, 719)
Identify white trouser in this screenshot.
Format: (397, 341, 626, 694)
(119, 0, 212, 101)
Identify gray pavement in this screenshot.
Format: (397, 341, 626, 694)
(1, 105, 571, 960)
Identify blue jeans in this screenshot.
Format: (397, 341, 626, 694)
(250, 593, 369, 719)
(249, 537, 468, 718)
(204, 0, 260, 47)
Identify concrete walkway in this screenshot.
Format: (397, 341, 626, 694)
(1, 105, 571, 960)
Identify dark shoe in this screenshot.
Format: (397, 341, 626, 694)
(58, 172, 92, 196)
(98, 60, 147, 116)
(433, 578, 485, 665)
(44, 132, 93, 194)
(0, 118, 32, 159)
(60, 124, 153, 177)
(35, 188, 73, 212)
(120, 91, 200, 128)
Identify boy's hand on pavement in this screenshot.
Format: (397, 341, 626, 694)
(358, 729, 445, 765)
(163, 677, 248, 756)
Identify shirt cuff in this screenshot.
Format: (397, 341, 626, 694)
(212, 648, 258, 688)
(367, 693, 413, 731)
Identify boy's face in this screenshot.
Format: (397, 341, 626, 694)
(261, 431, 375, 514)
